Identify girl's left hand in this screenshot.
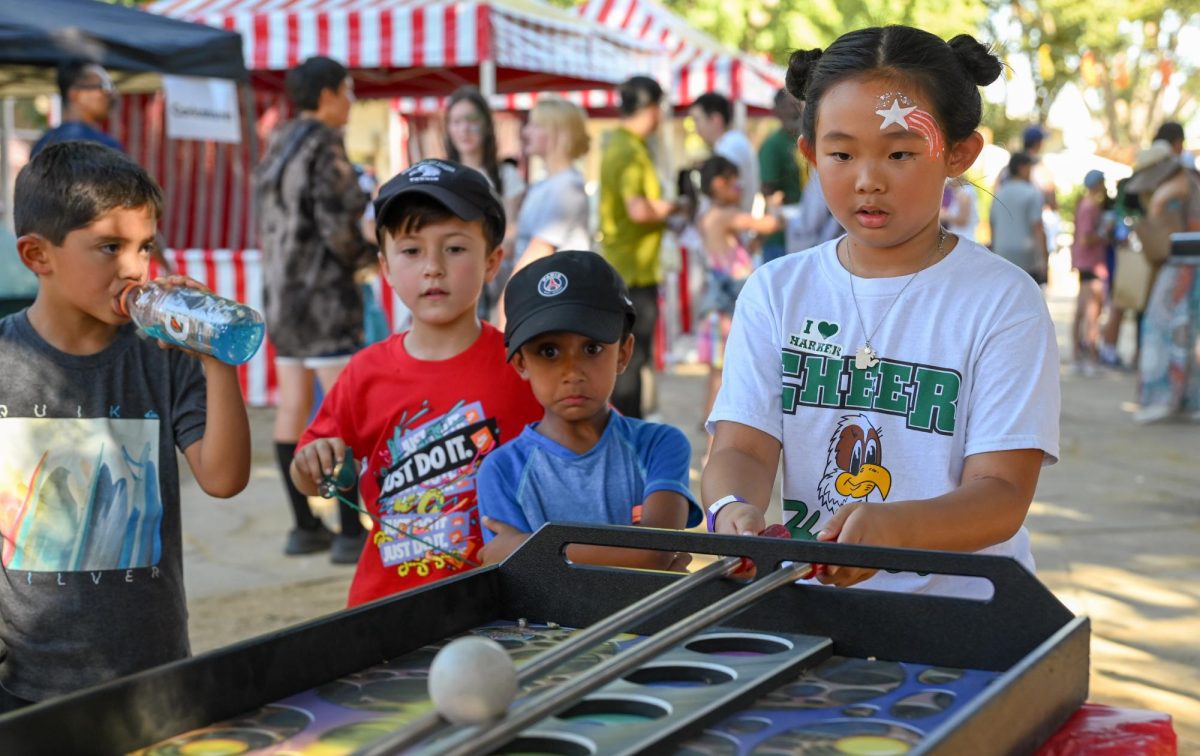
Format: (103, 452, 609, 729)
(814, 502, 910, 587)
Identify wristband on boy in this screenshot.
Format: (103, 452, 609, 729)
(706, 494, 747, 533)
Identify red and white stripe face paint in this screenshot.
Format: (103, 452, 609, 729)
(875, 93, 945, 159)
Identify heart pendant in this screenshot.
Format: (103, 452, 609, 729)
(855, 345, 879, 370)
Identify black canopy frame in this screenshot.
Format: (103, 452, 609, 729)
(0, 0, 246, 95)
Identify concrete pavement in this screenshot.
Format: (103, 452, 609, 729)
(179, 256, 1200, 749)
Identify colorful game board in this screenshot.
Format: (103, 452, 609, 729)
(131, 622, 1001, 756)
(674, 655, 1000, 755)
(132, 623, 643, 755)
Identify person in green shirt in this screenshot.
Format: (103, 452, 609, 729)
(599, 76, 683, 418)
(757, 89, 805, 262)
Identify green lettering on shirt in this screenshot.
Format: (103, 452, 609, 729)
(784, 499, 822, 540)
(797, 353, 843, 408)
(780, 350, 961, 434)
(910, 366, 961, 434)
(875, 361, 914, 414)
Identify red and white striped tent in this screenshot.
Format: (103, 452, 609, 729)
(128, 0, 668, 405)
(579, 0, 783, 113)
(147, 0, 666, 98)
(395, 0, 785, 115)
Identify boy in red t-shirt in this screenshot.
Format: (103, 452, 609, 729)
(291, 159, 541, 605)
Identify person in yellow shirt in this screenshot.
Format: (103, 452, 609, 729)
(599, 76, 683, 417)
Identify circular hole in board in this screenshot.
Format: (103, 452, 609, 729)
(623, 662, 736, 688)
(489, 732, 596, 756)
(558, 695, 671, 726)
(684, 633, 794, 657)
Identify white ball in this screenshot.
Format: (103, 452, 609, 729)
(428, 636, 519, 725)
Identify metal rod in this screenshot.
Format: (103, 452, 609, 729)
(357, 555, 745, 755)
(429, 561, 814, 756)
(515, 556, 745, 683)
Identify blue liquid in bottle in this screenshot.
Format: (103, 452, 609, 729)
(123, 283, 266, 365)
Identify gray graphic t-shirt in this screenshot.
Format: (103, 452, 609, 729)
(0, 313, 206, 700)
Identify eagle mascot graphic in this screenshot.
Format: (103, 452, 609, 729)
(817, 414, 893, 514)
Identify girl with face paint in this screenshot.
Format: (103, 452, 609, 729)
(701, 26, 1061, 598)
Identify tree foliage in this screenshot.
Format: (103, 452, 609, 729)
(983, 0, 1200, 155)
(545, 0, 986, 61)
(656, 0, 986, 63)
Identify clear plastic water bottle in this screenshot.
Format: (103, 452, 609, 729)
(118, 282, 266, 365)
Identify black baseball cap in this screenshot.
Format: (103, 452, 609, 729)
(373, 158, 506, 241)
(504, 250, 636, 360)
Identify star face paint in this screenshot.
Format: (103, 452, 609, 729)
(875, 93, 944, 159)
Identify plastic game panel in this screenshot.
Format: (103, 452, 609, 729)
(674, 655, 1001, 755)
(131, 622, 639, 755)
(132, 623, 833, 756)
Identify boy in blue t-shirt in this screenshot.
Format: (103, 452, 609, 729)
(477, 251, 701, 569)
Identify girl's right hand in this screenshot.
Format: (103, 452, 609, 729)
(294, 437, 353, 489)
(714, 501, 766, 536)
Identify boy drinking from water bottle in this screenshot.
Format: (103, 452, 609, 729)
(290, 160, 541, 606)
(0, 142, 251, 711)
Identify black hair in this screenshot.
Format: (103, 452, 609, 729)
(14, 141, 163, 244)
(691, 92, 732, 125)
(284, 56, 348, 111)
(376, 193, 503, 251)
(785, 26, 1002, 147)
(699, 155, 739, 197)
(444, 86, 503, 193)
(56, 60, 101, 102)
(618, 76, 664, 117)
(1006, 151, 1034, 178)
(774, 87, 795, 108)
(1154, 121, 1185, 146)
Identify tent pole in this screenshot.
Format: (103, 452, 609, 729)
(479, 60, 496, 99)
(1, 97, 13, 232)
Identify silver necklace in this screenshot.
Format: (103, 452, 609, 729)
(847, 228, 946, 371)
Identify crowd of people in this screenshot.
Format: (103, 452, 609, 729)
(0, 20, 1198, 717)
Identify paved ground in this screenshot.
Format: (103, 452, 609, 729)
(181, 255, 1199, 749)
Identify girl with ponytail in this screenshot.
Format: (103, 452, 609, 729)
(701, 27, 1061, 598)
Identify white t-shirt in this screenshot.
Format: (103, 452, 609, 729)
(708, 237, 1060, 598)
(514, 168, 592, 258)
(715, 129, 760, 213)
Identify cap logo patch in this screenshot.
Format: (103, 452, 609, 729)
(404, 160, 456, 183)
(538, 271, 568, 297)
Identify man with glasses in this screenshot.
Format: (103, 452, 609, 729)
(32, 61, 123, 157)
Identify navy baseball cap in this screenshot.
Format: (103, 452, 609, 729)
(373, 159, 506, 241)
(503, 250, 636, 360)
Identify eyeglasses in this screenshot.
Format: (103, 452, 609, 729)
(73, 82, 115, 94)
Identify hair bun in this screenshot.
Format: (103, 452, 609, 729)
(948, 35, 1002, 86)
(785, 48, 824, 101)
